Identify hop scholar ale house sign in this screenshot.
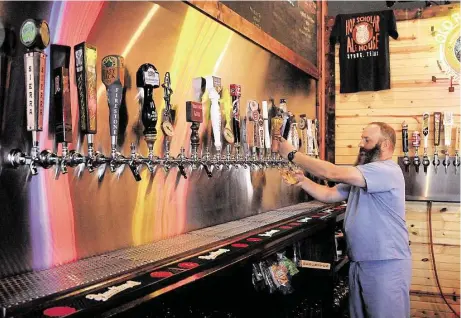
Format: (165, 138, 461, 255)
(346, 15, 380, 59)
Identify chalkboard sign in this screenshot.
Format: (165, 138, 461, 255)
(221, 1, 318, 67)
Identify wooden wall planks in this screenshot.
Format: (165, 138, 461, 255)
(333, 6, 460, 166)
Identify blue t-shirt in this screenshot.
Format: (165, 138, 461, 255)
(338, 160, 411, 261)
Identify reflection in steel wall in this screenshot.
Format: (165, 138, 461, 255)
(0, 1, 317, 278)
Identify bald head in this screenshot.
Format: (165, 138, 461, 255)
(368, 122, 396, 150)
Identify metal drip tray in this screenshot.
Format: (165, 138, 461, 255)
(0, 201, 331, 311)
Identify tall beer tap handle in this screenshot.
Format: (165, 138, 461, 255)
(422, 112, 429, 150)
(52, 45, 72, 145)
(412, 131, 421, 150)
(401, 121, 409, 153)
(456, 126, 459, 154)
(270, 115, 283, 153)
(434, 112, 441, 148)
(21, 19, 50, 133)
(298, 114, 307, 154)
(443, 111, 453, 149)
(161, 72, 174, 137)
(247, 100, 258, 148)
(230, 84, 241, 146)
(186, 101, 202, 154)
(262, 101, 271, 152)
(206, 75, 222, 152)
(443, 112, 453, 172)
(14, 19, 50, 175)
(221, 88, 235, 144)
(102, 55, 125, 145)
(136, 63, 159, 148)
(75, 42, 97, 135)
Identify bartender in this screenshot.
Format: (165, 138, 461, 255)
(278, 122, 411, 318)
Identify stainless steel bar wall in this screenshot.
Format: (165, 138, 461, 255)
(0, 1, 317, 278)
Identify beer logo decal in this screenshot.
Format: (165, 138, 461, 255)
(345, 15, 380, 59)
(353, 22, 373, 45)
(298, 118, 306, 130)
(145, 67, 159, 87)
(75, 49, 83, 70)
(436, 12, 460, 81)
(20, 21, 37, 45)
(102, 56, 117, 85)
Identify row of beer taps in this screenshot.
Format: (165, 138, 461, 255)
(401, 112, 460, 174)
(7, 19, 318, 181)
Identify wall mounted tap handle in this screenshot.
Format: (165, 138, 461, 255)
(136, 63, 159, 154)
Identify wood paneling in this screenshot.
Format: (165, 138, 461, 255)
(408, 202, 460, 315)
(333, 6, 460, 166)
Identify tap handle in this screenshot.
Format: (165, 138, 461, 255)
(230, 84, 241, 146)
(52, 45, 73, 144)
(206, 75, 222, 151)
(401, 121, 408, 153)
(137, 63, 159, 142)
(422, 112, 429, 150)
(270, 115, 283, 153)
(443, 111, 453, 149)
(262, 100, 271, 151)
(434, 112, 441, 148)
(455, 126, 459, 153)
(21, 19, 50, 133)
(411, 131, 420, 151)
(161, 72, 175, 137)
(298, 114, 308, 154)
(102, 55, 125, 139)
(74, 42, 97, 135)
(186, 101, 202, 153)
(247, 100, 258, 149)
(162, 71, 173, 109)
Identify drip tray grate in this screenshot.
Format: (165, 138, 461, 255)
(0, 201, 329, 309)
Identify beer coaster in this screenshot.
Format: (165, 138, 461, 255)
(150, 271, 173, 278)
(161, 121, 174, 137)
(231, 243, 249, 248)
(224, 128, 235, 143)
(43, 306, 77, 317)
(177, 262, 199, 269)
(246, 237, 262, 242)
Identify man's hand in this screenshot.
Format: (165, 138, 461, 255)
(278, 138, 295, 159)
(281, 169, 306, 186)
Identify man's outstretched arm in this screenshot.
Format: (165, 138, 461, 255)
(298, 177, 350, 203)
(279, 139, 366, 188)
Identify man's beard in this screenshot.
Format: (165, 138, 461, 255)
(355, 143, 381, 166)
